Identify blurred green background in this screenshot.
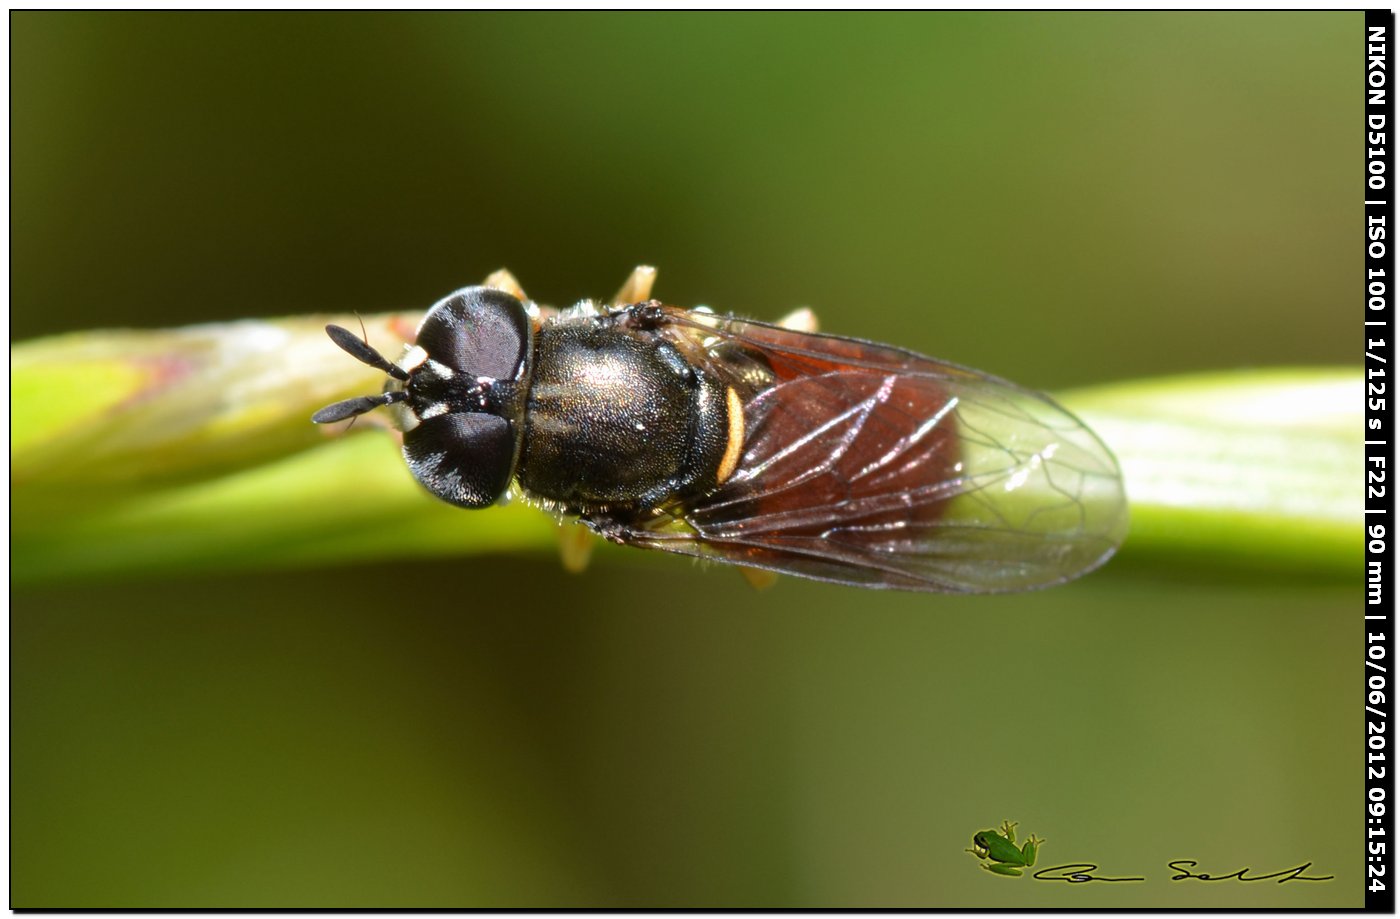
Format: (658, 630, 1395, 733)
(12, 11, 1360, 907)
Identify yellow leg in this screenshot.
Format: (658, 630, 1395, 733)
(556, 520, 597, 574)
(774, 307, 819, 333)
(483, 268, 528, 301)
(739, 566, 779, 591)
(612, 265, 657, 305)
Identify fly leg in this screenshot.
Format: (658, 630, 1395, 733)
(612, 265, 657, 306)
(556, 520, 596, 574)
(773, 306, 819, 333)
(482, 268, 528, 301)
(484, 268, 557, 329)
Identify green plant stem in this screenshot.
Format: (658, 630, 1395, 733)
(12, 318, 1362, 584)
(1062, 370, 1360, 574)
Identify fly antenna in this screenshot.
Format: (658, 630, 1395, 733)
(350, 314, 372, 426)
(324, 324, 411, 381)
(312, 390, 407, 425)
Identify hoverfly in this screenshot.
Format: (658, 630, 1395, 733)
(313, 268, 1127, 592)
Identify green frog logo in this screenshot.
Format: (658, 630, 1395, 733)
(966, 820, 1044, 877)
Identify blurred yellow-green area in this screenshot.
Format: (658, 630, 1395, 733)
(12, 11, 1362, 908)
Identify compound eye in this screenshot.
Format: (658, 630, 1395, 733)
(415, 286, 532, 382)
(402, 413, 515, 508)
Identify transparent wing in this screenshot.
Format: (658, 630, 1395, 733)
(608, 308, 1128, 593)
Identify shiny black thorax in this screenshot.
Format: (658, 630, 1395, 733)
(516, 316, 730, 513)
